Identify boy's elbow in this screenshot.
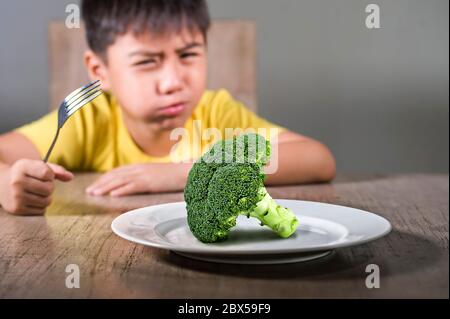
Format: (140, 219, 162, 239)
(320, 159, 336, 182)
(317, 145, 336, 183)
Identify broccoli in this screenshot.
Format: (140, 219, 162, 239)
(184, 133, 299, 243)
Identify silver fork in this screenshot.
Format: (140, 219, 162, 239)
(43, 79, 103, 162)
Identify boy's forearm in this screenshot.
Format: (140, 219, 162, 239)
(175, 141, 335, 189)
(170, 162, 194, 191)
(265, 140, 336, 185)
(86, 162, 194, 196)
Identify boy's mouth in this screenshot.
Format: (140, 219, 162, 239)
(156, 102, 186, 117)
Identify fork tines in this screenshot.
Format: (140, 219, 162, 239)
(65, 80, 103, 116)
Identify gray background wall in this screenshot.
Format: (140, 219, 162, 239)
(0, 0, 448, 173)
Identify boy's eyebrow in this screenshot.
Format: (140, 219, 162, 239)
(128, 50, 162, 58)
(128, 42, 204, 58)
(175, 42, 204, 53)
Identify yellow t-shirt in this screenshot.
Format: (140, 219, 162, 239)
(15, 89, 286, 172)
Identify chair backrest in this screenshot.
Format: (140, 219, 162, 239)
(48, 20, 256, 111)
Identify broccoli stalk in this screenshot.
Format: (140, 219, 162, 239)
(243, 188, 298, 238)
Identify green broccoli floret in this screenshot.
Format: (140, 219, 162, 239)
(184, 133, 299, 243)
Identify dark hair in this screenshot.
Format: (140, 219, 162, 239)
(81, 0, 210, 59)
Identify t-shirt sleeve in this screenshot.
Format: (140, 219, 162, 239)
(206, 90, 287, 141)
(14, 108, 87, 170)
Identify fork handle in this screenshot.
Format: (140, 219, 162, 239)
(43, 127, 60, 163)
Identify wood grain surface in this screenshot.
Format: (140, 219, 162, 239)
(0, 174, 448, 298)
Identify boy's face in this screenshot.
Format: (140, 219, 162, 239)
(101, 28, 207, 131)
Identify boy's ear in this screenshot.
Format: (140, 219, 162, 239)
(83, 50, 111, 91)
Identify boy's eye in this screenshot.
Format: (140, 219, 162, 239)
(133, 59, 157, 66)
(180, 52, 199, 59)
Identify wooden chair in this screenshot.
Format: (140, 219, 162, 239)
(48, 20, 257, 111)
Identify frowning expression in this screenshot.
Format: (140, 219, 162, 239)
(104, 28, 207, 131)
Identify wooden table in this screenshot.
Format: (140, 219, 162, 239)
(0, 174, 448, 298)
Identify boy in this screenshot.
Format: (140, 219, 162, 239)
(0, 0, 335, 215)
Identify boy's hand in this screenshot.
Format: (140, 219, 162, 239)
(0, 159, 74, 215)
(86, 163, 192, 196)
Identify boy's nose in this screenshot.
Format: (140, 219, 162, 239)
(157, 68, 183, 95)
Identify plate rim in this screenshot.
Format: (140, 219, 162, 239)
(111, 199, 392, 255)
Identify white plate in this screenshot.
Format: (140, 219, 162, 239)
(173, 250, 335, 265)
(111, 200, 391, 264)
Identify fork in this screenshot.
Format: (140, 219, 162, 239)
(43, 79, 103, 162)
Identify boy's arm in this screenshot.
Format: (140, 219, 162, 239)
(206, 90, 335, 184)
(264, 130, 336, 185)
(0, 132, 41, 164)
(0, 132, 73, 215)
(86, 130, 335, 197)
(85, 162, 193, 196)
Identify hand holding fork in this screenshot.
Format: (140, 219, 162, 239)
(0, 80, 102, 215)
